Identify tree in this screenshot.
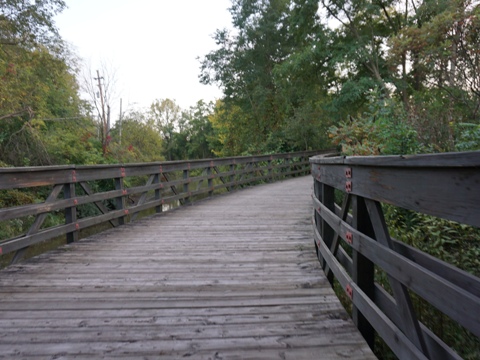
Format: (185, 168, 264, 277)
(0, 0, 66, 47)
(207, 100, 251, 156)
(181, 100, 215, 159)
(43, 117, 104, 165)
(200, 0, 293, 154)
(386, 0, 480, 149)
(81, 61, 119, 156)
(149, 98, 182, 160)
(109, 110, 164, 163)
(0, 0, 84, 166)
(272, 0, 335, 150)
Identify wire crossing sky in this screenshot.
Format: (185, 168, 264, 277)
(55, 0, 232, 117)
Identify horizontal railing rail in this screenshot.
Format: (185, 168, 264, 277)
(0, 150, 331, 264)
(310, 151, 480, 360)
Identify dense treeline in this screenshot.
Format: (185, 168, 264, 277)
(1, 1, 479, 358)
(201, 0, 480, 156)
(1, 0, 479, 168)
(0, 1, 216, 167)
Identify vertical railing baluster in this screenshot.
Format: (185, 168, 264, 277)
(351, 195, 375, 349)
(115, 167, 127, 225)
(313, 177, 323, 265)
(208, 162, 213, 197)
(321, 183, 336, 284)
(115, 178, 126, 225)
(229, 163, 235, 191)
(267, 156, 273, 182)
(154, 172, 162, 213)
(64, 178, 78, 244)
(184, 165, 190, 204)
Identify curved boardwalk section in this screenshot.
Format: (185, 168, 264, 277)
(0, 176, 375, 359)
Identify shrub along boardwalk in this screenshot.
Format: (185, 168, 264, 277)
(0, 176, 375, 359)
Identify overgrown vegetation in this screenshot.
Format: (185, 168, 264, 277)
(327, 91, 480, 359)
(0, 1, 479, 357)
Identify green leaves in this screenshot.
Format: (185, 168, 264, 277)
(200, 0, 333, 155)
(328, 88, 419, 155)
(0, 0, 66, 48)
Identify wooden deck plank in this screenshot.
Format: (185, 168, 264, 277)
(0, 176, 376, 359)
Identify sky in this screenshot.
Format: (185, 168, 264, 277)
(55, 0, 233, 119)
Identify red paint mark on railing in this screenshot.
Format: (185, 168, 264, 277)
(345, 168, 352, 178)
(345, 181, 352, 193)
(346, 284, 353, 299)
(346, 232, 353, 244)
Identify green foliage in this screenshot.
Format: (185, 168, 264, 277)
(0, 1, 85, 167)
(200, 0, 332, 155)
(109, 111, 164, 163)
(0, 188, 64, 242)
(329, 90, 419, 155)
(43, 119, 105, 165)
(180, 100, 215, 159)
(207, 100, 252, 156)
(0, 189, 36, 207)
(0, 0, 66, 48)
(384, 205, 480, 359)
(199, 0, 480, 156)
(148, 99, 181, 161)
(143, 99, 216, 161)
(328, 85, 480, 358)
(386, 206, 480, 277)
(454, 123, 480, 151)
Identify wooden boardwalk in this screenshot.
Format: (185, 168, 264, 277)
(0, 176, 376, 359)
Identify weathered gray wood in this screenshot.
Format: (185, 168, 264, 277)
(0, 151, 328, 255)
(374, 284, 463, 360)
(333, 203, 480, 298)
(0, 176, 374, 359)
(310, 151, 480, 167)
(314, 195, 480, 338)
(0, 150, 325, 190)
(365, 199, 429, 356)
(315, 228, 429, 360)
(311, 148, 480, 359)
(311, 153, 480, 227)
(351, 195, 375, 349)
(10, 184, 64, 264)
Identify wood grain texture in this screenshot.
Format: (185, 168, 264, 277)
(0, 176, 375, 359)
(311, 158, 480, 227)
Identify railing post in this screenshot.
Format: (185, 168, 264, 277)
(115, 168, 127, 225)
(154, 172, 162, 213)
(352, 195, 375, 350)
(64, 181, 78, 244)
(208, 162, 213, 197)
(229, 160, 237, 191)
(284, 157, 290, 179)
(268, 156, 273, 183)
(321, 183, 336, 284)
(313, 177, 323, 265)
(184, 165, 190, 204)
(229, 163, 235, 191)
(302, 154, 308, 176)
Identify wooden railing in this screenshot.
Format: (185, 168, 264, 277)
(0, 150, 330, 265)
(310, 151, 480, 360)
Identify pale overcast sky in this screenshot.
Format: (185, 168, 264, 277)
(55, 0, 232, 118)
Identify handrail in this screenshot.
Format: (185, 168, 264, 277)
(310, 151, 480, 360)
(0, 150, 331, 264)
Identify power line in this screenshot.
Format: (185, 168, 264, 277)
(36, 116, 89, 122)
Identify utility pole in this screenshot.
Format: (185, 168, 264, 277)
(107, 105, 111, 135)
(94, 70, 107, 154)
(119, 98, 123, 145)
